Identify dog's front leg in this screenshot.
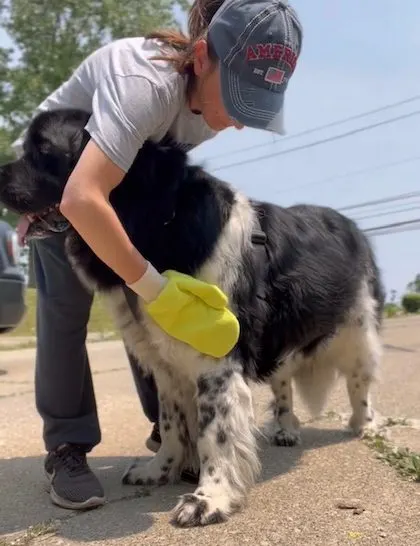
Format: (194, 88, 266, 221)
(122, 367, 190, 487)
(172, 362, 261, 527)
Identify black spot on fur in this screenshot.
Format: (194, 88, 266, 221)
(207, 465, 215, 476)
(178, 433, 189, 447)
(198, 403, 216, 434)
(197, 376, 210, 395)
(161, 465, 169, 473)
(361, 400, 368, 407)
(217, 428, 227, 444)
(281, 394, 287, 401)
(167, 457, 174, 464)
(201, 455, 209, 464)
(276, 406, 289, 417)
(281, 381, 287, 387)
(223, 368, 234, 379)
(163, 423, 171, 432)
(217, 403, 229, 418)
(158, 474, 169, 486)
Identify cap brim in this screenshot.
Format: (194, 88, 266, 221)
(220, 64, 287, 135)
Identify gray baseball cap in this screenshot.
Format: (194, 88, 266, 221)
(208, 0, 303, 134)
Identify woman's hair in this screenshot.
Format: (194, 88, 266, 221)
(146, 0, 224, 77)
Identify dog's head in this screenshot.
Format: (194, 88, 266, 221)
(0, 108, 190, 242)
(0, 109, 91, 240)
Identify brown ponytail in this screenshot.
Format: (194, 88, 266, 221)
(146, 0, 225, 76)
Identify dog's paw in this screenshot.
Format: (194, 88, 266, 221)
(171, 492, 236, 527)
(348, 411, 382, 439)
(122, 457, 176, 487)
(270, 426, 301, 447)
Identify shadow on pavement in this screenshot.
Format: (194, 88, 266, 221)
(0, 425, 351, 542)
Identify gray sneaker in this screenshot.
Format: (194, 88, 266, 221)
(44, 444, 105, 510)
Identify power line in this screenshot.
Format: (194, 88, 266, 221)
(364, 218, 420, 236)
(212, 110, 420, 173)
(272, 154, 420, 195)
(206, 94, 420, 163)
(352, 204, 420, 222)
(338, 191, 420, 212)
(352, 202, 420, 222)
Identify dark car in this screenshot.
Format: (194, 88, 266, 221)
(0, 219, 26, 333)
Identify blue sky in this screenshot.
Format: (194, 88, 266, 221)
(1, 0, 419, 299)
(191, 0, 420, 300)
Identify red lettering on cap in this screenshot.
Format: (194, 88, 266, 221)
(256, 43, 272, 59)
(284, 47, 297, 71)
(271, 44, 284, 60)
(245, 43, 298, 72)
(246, 45, 258, 61)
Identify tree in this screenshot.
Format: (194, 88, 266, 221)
(407, 274, 420, 294)
(0, 0, 189, 228)
(0, 0, 189, 134)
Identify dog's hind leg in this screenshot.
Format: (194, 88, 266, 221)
(340, 327, 382, 437)
(172, 362, 261, 527)
(336, 284, 383, 437)
(266, 360, 302, 446)
(122, 367, 196, 487)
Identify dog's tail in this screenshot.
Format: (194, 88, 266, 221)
(293, 356, 337, 417)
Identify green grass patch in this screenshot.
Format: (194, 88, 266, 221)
(364, 433, 420, 482)
(0, 520, 58, 545)
(10, 288, 119, 338)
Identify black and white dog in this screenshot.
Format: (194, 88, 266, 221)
(0, 109, 385, 527)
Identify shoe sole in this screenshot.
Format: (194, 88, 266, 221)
(45, 470, 106, 511)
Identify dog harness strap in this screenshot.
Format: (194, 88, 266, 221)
(251, 209, 269, 301)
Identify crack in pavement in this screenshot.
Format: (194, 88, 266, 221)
(0, 367, 128, 400)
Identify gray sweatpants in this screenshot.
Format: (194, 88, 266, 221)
(32, 232, 160, 453)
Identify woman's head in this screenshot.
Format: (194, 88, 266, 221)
(148, 0, 303, 133)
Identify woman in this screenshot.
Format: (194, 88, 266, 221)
(13, 0, 303, 510)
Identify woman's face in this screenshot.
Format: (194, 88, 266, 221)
(191, 39, 244, 132)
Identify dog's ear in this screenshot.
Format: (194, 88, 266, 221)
(24, 111, 88, 180)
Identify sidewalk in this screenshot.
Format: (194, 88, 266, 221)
(0, 317, 419, 545)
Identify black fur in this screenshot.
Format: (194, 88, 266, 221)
(0, 108, 385, 384)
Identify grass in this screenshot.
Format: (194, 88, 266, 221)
(0, 520, 58, 545)
(364, 432, 420, 482)
(10, 288, 119, 339)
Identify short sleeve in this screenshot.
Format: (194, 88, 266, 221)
(85, 74, 171, 172)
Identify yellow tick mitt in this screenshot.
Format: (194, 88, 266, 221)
(133, 268, 240, 358)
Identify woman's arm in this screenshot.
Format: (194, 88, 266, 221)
(60, 138, 165, 301)
(59, 74, 174, 301)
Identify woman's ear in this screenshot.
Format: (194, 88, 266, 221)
(192, 38, 212, 77)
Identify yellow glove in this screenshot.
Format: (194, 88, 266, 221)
(127, 264, 240, 358)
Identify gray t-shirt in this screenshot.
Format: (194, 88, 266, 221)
(12, 37, 217, 170)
